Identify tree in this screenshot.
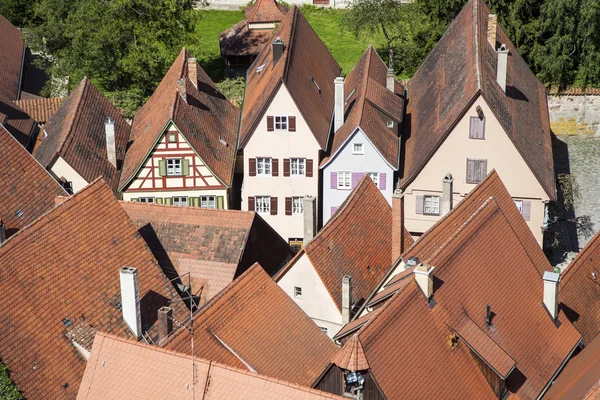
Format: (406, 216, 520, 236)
(0, 0, 38, 28)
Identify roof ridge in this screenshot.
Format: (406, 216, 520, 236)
(168, 49, 188, 120)
(53, 77, 88, 158)
(473, 0, 481, 90)
(354, 48, 373, 128)
(281, 6, 299, 83)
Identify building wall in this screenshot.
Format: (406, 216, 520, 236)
(277, 253, 342, 338)
(242, 84, 322, 242)
(548, 94, 600, 136)
(50, 156, 89, 193)
(404, 95, 549, 244)
(322, 128, 395, 224)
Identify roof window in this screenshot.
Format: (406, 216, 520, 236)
(256, 64, 266, 73)
(15, 209, 24, 219)
(310, 76, 321, 94)
(219, 137, 228, 147)
(345, 88, 356, 104)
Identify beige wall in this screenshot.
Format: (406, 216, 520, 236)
(50, 156, 89, 193)
(404, 95, 548, 244)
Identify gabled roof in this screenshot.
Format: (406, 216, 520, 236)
(77, 332, 343, 400)
(163, 264, 338, 387)
(0, 124, 66, 237)
(0, 180, 185, 399)
(401, 0, 555, 200)
(276, 177, 413, 313)
(121, 201, 294, 303)
(220, 21, 275, 57)
(325, 47, 404, 169)
(120, 49, 240, 189)
(0, 91, 37, 148)
(15, 97, 64, 124)
(0, 15, 24, 99)
(244, 0, 288, 23)
(34, 78, 130, 193)
(239, 6, 341, 150)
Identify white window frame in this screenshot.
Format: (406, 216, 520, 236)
(139, 197, 155, 203)
(201, 196, 216, 209)
(423, 195, 440, 215)
(514, 200, 523, 214)
(367, 172, 379, 187)
(257, 157, 272, 176)
(275, 115, 288, 131)
(166, 158, 182, 176)
(291, 158, 306, 176)
(173, 196, 188, 207)
(255, 196, 270, 214)
(338, 171, 351, 189)
(292, 197, 304, 214)
(294, 286, 302, 299)
(353, 143, 364, 154)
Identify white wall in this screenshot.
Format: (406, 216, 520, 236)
(50, 156, 89, 193)
(322, 128, 395, 224)
(277, 253, 343, 338)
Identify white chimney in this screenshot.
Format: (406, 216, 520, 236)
(177, 78, 187, 103)
(414, 263, 435, 300)
(441, 173, 454, 216)
(342, 275, 352, 324)
(187, 58, 198, 88)
(105, 117, 117, 168)
(303, 195, 317, 245)
(497, 44, 509, 92)
(120, 267, 142, 339)
(386, 67, 395, 92)
(334, 77, 345, 132)
(487, 14, 497, 47)
(543, 271, 560, 321)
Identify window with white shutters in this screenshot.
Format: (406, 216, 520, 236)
(466, 159, 487, 183)
(469, 116, 485, 139)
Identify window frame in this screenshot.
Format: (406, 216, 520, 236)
(166, 158, 182, 176)
(173, 196, 188, 207)
(292, 197, 304, 215)
(352, 143, 364, 154)
(337, 171, 351, 190)
(319, 326, 328, 335)
(139, 197, 155, 203)
(201, 195, 216, 209)
(367, 172, 379, 187)
(423, 195, 440, 216)
(255, 196, 271, 214)
(469, 116, 486, 140)
(167, 133, 177, 143)
(274, 115, 288, 131)
(256, 157, 272, 176)
(514, 200, 523, 214)
(294, 286, 302, 299)
(290, 158, 306, 176)
(466, 158, 488, 184)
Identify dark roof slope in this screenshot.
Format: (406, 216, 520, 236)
(239, 6, 341, 150)
(0, 91, 37, 148)
(401, 0, 555, 199)
(244, 0, 287, 23)
(164, 264, 338, 387)
(0, 180, 184, 399)
(0, 15, 24, 99)
(120, 49, 240, 189)
(33, 78, 130, 193)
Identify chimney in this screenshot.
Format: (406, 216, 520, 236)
(177, 78, 187, 103)
(543, 271, 560, 320)
(187, 58, 198, 88)
(441, 173, 454, 216)
(334, 77, 345, 132)
(0, 218, 6, 244)
(120, 267, 142, 339)
(414, 263, 435, 300)
(497, 44, 509, 92)
(157, 306, 173, 343)
(272, 37, 284, 66)
(342, 275, 352, 324)
(303, 195, 317, 245)
(487, 14, 497, 47)
(105, 117, 117, 168)
(386, 67, 395, 92)
(392, 189, 405, 262)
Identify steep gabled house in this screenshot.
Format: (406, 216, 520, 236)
(33, 77, 130, 194)
(275, 177, 413, 337)
(0, 14, 25, 100)
(401, 0, 555, 244)
(121, 201, 294, 305)
(163, 264, 338, 387)
(120, 48, 240, 208)
(0, 124, 66, 239)
(316, 171, 580, 400)
(321, 46, 404, 224)
(220, 0, 288, 72)
(0, 179, 185, 399)
(239, 6, 341, 247)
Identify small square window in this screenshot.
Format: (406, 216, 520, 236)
(353, 143, 364, 154)
(387, 120, 394, 128)
(275, 116, 288, 131)
(423, 195, 440, 215)
(294, 286, 302, 299)
(167, 159, 182, 176)
(201, 196, 216, 209)
(338, 171, 351, 189)
(168, 133, 177, 143)
(319, 326, 328, 334)
(173, 196, 188, 207)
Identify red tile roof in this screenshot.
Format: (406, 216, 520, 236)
(120, 49, 240, 189)
(331, 335, 368, 371)
(244, 0, 288, 23)
(239, 6, 341, 150)
(121, 201, 294, 304)
(15, 97, 64, 124)
(401, 0, 556, 200)
(220, 21, 275, 57)
(164, 264, 338, 387)
(0, 15, 24, 100)
(0, 91, 37, 148)
(0, 179, 185, 399)
(0, 124, 66, 237)
(77, 332, 344, 400)
(33, 78, 130, 193)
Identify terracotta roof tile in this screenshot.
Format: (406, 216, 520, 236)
(220, 21, 274, 57)
(401, 0, 556, 200)
(33, 78, 130, 193)
(331, 335, 369, 371)
(0, 91, 37, 148)
(244, 0, 288, 23)
(163, 264, 338, 386)
(0, 15, 24, 100)
(547, 87, 600, 96)
(77, 332, 344, 399)
(239, 6, 341, 150)
(15, 97, 64, 124)
(0, 179, 185, 399)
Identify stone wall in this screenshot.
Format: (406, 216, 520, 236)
(548, 95, 600, 136)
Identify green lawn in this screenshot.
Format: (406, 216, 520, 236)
(189, 8, 386, 82)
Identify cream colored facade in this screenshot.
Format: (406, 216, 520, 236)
(50, 156, 89, 193)
(403, 95, 549, 244)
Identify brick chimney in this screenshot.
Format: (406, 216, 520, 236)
(497, 44, 509, 93)
(303, 195, 317, 245)
(187, 58, 198, 88)
(441, 173, 454, 216)
(120, 267, 142, 339)
(342, 275, 352, 324)
(386, 67, 395, 92)
(0, 218, 6, 244)
(392, 189, 405, 262)
(105, 116, 117, 168)
(157, 306, 173, 343)
(414, 263, 435, 300)
(334, 77, 345, 132)
(177, 78, 187, 103)
(272, 37, 284, 66)
(487, 14, 497, 47)
(543, 271, 560, 321)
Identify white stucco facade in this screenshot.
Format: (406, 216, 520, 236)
(321, 127, 395, 224)
(277, 253, 342, 338)
(50, 156, 89, 193)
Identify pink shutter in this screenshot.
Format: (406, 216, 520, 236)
(415, 195, 424, 214)
(379, 173, 386, 190)
(330, 172, 338, 189)
(351, 173, 360, 189)
(331, 206, 338, 216)
(522, 201, 531, 221)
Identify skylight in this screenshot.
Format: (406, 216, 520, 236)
(219, 137, 228, 147)
(15, 209, 24, 219)
(310, 77, 321, 94)
(345, 89, 356, 103)
(256, 64, 265, 73)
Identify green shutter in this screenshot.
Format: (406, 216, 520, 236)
(155, 198, 163, 204)
(182, 159, 190, 176)
(217, 196, 225, 209)
(131, 198, 139, 202)
(165, 198, 173, 205)
(158, 160, 167, 176)
(191, 197, 199, 207)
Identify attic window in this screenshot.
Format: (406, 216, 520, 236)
(310, 77, 321, 94)
(15, 209, 24, 219)
(387, 120, 394, 128)
(345, 89, 356, 104)
(294, 286, 302, 299)
(219, 137, 228, 147)
(256, 64, 266, 73)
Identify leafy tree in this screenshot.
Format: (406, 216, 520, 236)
(0, 363, 24, 400)
(0, 0, 38, 28)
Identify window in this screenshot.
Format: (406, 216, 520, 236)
(291, 158, 305, 176)
(139, 197, 155, 203)
(387, 120, 394, 129)
(292, 197, 304, 214)
(353, 143, 364, 154)
(514, 200, 523, 213)
(423, 195, 440, 215)
(338, 171, 351, 189)
(257, 158, 272, 176)
(294, 286, 302, 299)
(469, 116, 485, 139)
(167, 158, 182, 176)
(201, 196, 216, 209)
(275, 116, 288, 131)
(368, 172, 379, 187)
(255, 196, 270, 214)
(289, 238, 303, 253)
(514, 199, 531, 221)
(319, 326, 328, 334)
(173, 197, 188, 206)
(168, 133, 177, 143)
(466, 159, 488, 183)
